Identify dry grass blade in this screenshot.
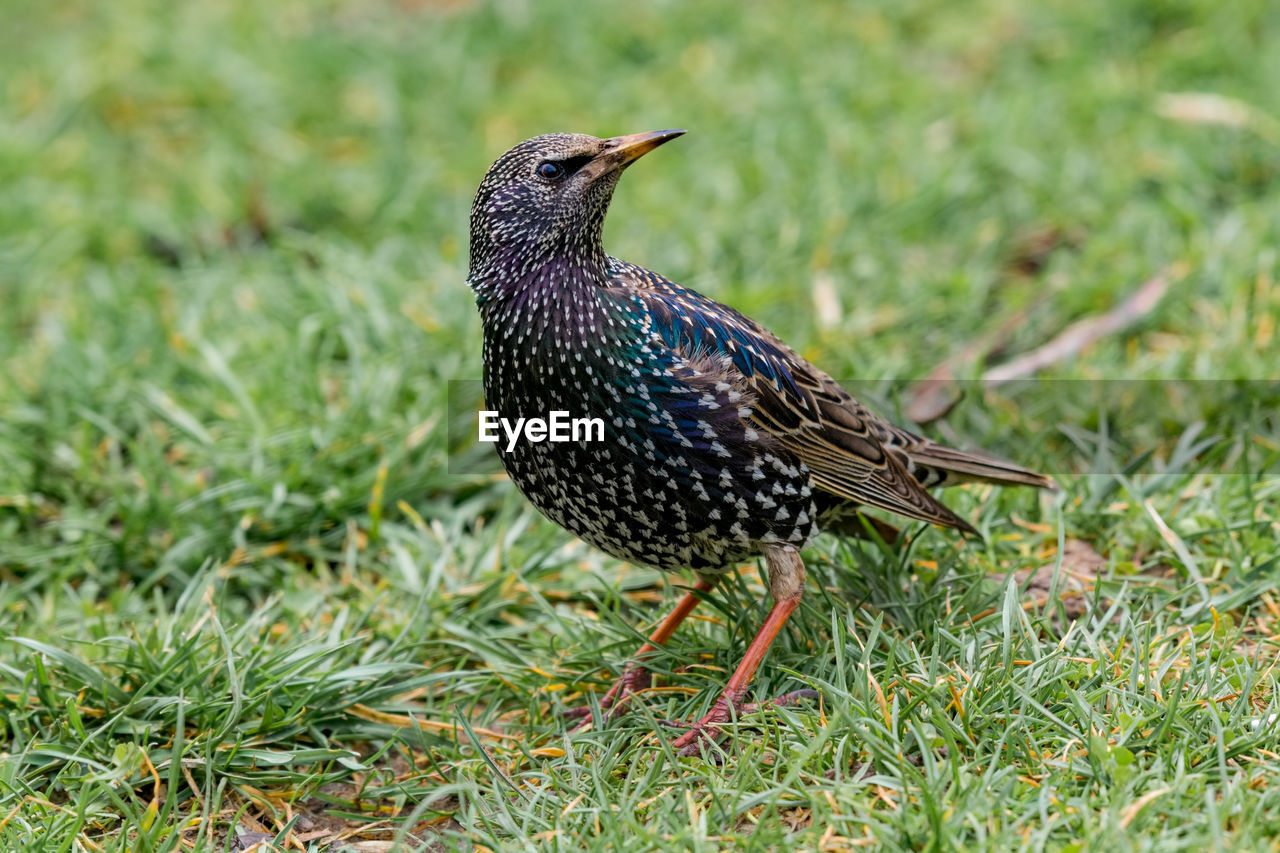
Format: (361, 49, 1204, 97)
(1157, 93, 1280, 145)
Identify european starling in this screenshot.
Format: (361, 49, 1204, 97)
(467, 130, 1054, 755)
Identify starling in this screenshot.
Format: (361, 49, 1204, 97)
(467, 130, 1054, 755)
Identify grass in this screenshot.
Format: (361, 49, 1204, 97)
(1, 0, 1279, 849)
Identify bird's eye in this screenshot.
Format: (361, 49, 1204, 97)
(536, 161, 566, 181)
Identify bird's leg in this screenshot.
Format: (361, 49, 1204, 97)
(567, 576, 716, 728)
(670, 544, 806, 756)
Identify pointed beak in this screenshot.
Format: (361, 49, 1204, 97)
(581, 129, 686, 182)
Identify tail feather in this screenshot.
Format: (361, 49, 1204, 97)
(907, 442, 1057, 491)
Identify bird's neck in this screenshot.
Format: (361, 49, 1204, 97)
(469, 207, 613, 303)
(470, 233, 610, 301)
(472, 251, 624, 344)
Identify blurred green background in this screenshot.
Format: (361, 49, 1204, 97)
(1, 0, 1278, 850)
(5, 0, 1278, 376)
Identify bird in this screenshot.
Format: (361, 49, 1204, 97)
(466, 129, 1055, 755)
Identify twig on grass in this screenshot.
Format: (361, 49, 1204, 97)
(982, 271, 1175, 383)
(907, 266, 1182, 424)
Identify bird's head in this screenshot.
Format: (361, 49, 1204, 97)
(467, 130, 685, 289)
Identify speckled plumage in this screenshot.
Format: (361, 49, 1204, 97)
(467, 130, 1054, 753)
(468, 131, 1051, 576)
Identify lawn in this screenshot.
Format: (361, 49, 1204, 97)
(1, 0, 1279, 849)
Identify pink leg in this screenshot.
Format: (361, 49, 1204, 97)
(568, 577, 716, 727)
(670, 545, 807, 756)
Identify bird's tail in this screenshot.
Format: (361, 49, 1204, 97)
(908, 442, 1058, 490)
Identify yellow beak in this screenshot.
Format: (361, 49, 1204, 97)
(580, 129, 686, 181)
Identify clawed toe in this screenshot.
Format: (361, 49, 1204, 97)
(669, 696, 737, 755)
(738, 687, 821, 715)
(566, 665, 654, 731)
(667, 688, 822, 756)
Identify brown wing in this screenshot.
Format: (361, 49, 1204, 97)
(748, 370, 980, 534)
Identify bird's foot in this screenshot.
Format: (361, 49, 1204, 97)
(565, 664, 653, 731)
(668, 695, 738, 755)
(665, 688, 821, 756)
